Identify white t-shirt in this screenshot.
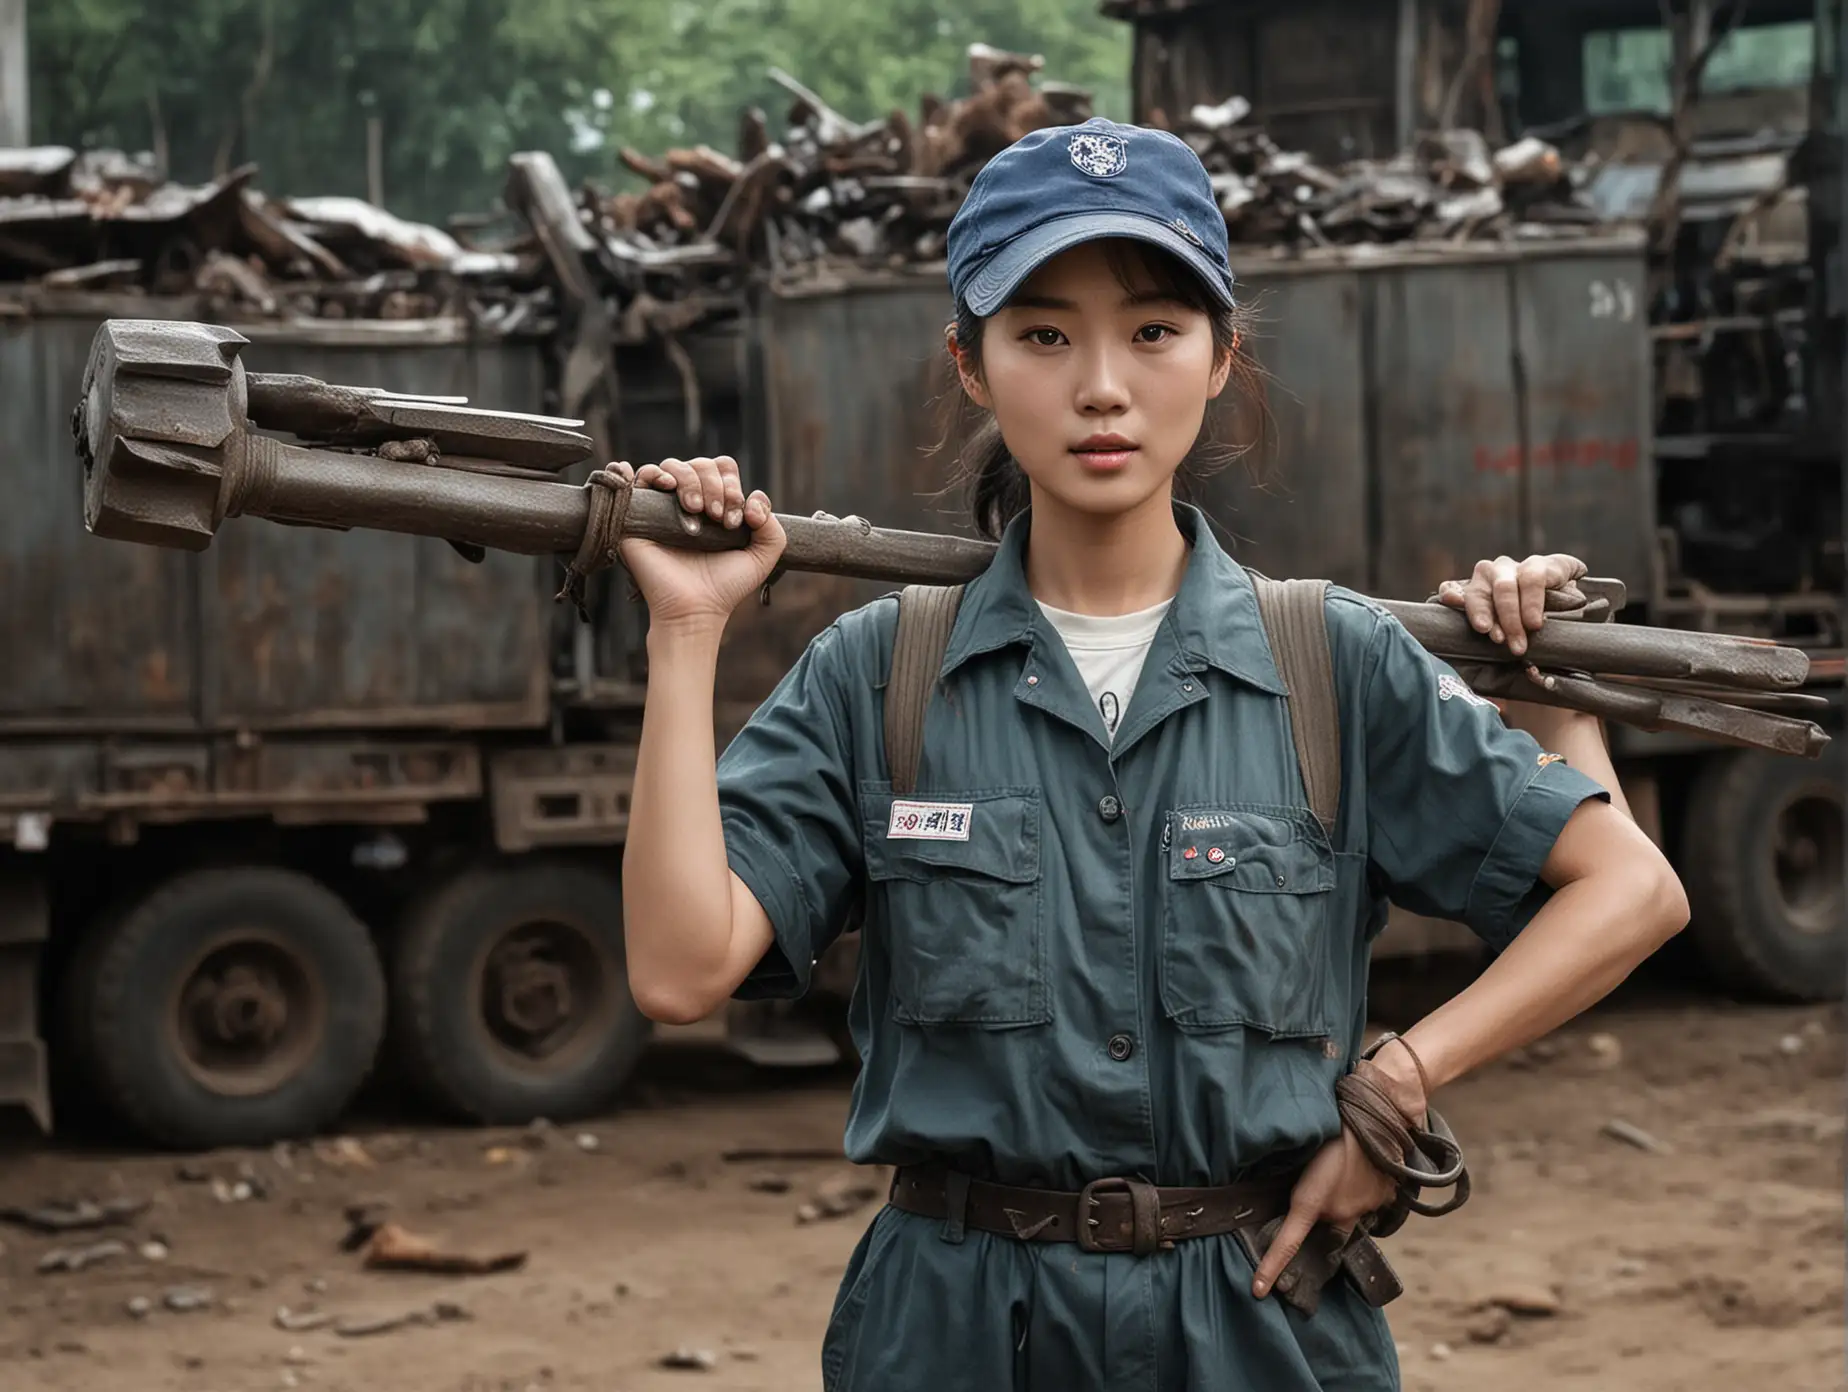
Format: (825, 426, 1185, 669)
(1035, 598, 1174, 743)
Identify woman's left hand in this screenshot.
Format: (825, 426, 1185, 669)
(1435, 553, 1592, 732)
(1251, 1127, 1398, 1300)
(1435, 552, 1587, 659)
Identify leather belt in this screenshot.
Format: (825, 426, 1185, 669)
(887, 1164, 1405, 1316)
(888, 1164, 1294, 1258)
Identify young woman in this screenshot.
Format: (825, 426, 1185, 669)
(617, 119, 1688, 1392)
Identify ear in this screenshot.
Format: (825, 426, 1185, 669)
(1206, 338, 1236, 400)
(945, 323, 993, 410)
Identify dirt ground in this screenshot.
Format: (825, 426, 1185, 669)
(2, 975, 1843, 1392)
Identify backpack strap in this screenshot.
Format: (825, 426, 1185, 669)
(883, 576, 1338, 828)
(885, 584, 965, 797)
(1249, 574, 1341, 837)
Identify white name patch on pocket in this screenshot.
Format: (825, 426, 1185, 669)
(887, 800, 974, 841)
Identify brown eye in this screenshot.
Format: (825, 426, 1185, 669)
(1136, 324, 1176, 344)
(1026, 328, 1064, 347)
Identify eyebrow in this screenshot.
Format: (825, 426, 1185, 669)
(1006, 291, 1187, 311)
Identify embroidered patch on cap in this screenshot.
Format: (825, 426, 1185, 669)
(1436, 674, 1494, 709)
(1069, 131, 1128, 178)
(1170, 217, 1204, 247)
(887, 799, 973, 841)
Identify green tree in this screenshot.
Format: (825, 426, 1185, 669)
(28, 0, 1129, 222)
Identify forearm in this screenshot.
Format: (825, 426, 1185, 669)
(1388, 848, 1686, 1096)
(621, 622, 744, 1019)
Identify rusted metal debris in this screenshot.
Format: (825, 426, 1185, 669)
(1145, 114, 1601, 248)
(334, 1299, 471, 1338)
(558, 43, 1091, 296)
(36, 1239, 129, 1274)
(355, 1220, 527, 1276)
(0, 146, 550, 327)
(530, 41, 1617, 319)
(4, 44, 1620, 339)
(0, 1196, 151, 1234)
(71, 318, 1828, 761)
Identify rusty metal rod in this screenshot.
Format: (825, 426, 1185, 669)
(1459, 666, 1828, 759)
(1383, 598, 1805, 691)
(1600, 674, 1833, 712)
(231, 447, 1810, 694)
(250, 439, 588, 553)
(243, 375, 592, 469)
(600, 491, 1810, 693)
(239, 442, 1003, 582)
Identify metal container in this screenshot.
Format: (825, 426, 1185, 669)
(0, 308, 552, 739)
(1198, 238, 1655, 602)
(1, 234, 1653, 749)
(732, 236, 1655, 620)
(718, 275, 970, 701)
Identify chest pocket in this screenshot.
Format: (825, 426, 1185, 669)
(860, 788, 1047, 1028)
(1159, 805, 1335, 1038)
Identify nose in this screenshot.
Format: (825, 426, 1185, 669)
(1073, 342, 1132, 417)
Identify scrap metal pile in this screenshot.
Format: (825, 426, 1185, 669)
(0, 146, 549, 330)
(1165, 105, 1604, 247)
(565, 46, 1612, 306)
(572, 45, 1093, 294)
(1, 42, 1621, 331)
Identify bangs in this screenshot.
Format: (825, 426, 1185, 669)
(993, 236, 1228, 316)
(1099, 238, 1224, 313)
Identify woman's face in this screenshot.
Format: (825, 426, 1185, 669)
(959, 240, 1232, 522)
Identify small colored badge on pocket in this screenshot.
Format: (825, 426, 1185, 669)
(887, 800, 974, 841)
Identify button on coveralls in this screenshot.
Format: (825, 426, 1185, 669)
(716, 506, 1608, 1392)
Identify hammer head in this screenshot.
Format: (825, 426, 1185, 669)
(74, 320, 251, 551)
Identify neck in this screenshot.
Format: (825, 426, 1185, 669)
(1022, 487, 1189, 616)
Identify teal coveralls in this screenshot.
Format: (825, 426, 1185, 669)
(716, 505, 1608, 1392)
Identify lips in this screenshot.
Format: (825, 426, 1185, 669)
(1071, 434, 1138, 472)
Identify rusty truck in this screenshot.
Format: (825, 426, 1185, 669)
(1, 0, 1840, 1150)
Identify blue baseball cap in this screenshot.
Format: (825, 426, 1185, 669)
(947, 117, 1236, 316)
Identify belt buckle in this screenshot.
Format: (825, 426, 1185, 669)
(1076, 1176, 1161, 1256)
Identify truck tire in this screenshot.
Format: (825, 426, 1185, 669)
(1682, 744, 1845, 1002)
(390, 861, 650, 1124)
(66, 868, 386, 1149)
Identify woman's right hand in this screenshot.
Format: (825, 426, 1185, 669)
(611, 457, 786, 633)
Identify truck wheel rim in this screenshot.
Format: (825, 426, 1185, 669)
(473, 917, 619, 1072)
(169, 929, 329, 1097)
(1773, 785, 1844, 937)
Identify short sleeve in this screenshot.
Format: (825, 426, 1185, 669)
(718, 622, 864, 1000)
(1360, 609, 1610, 952)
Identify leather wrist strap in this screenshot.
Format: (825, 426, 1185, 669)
(1361, 1030, 1432, 1123)
(1335, 1063, 1472, 1235)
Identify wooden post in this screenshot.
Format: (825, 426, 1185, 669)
(366, 114, 384, 206)
(1395, 0, 1419, 149)
(0, 0, 28, 147)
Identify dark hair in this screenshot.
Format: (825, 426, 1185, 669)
(935, 239, 1269, 541)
